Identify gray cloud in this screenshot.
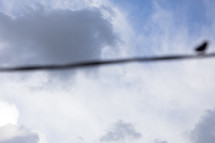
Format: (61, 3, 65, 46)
(190, 109, 215, 143)
(100, 120, 142, 142)
(0, 124, 39, 143)
(0, 8, 117, 66)
(154, 139, 168, 143)
(0, 135, 39, 143)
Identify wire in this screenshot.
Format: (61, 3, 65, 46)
(0, 52, 215, 72)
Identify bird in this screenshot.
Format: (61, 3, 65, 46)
(195, 41, 208, 54)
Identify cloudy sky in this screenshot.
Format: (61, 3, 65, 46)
(0, 0, 215, 143)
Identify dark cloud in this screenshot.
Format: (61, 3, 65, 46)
(190, 109, 215, 143)
(0, 8, 117, 66)
(100, 120, 142, 142)
(0, 124, 39, 143)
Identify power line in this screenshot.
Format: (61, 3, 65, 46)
(0, 41, 214, 72)
(0, 52, 215, 72)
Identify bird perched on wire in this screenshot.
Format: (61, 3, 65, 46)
(195, 41, 208, 55)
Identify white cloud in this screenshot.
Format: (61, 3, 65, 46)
(0, 0, 103, 15)
(0, 100, 19, 127)
(0, 99, 47, 143)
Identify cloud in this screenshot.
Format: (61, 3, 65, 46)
(0, 7, 117, 66)
(190, 109, 215, 143)
(0, 124, 39, 143)
(154, 139, 168, 143)
(0, 1, 215, 143)
(0, 101, 19, 127)
(100, 120, 141, 142)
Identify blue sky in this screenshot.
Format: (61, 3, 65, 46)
(111, 0, 210, 34)
(107, 0, 214, 57)
(0, 0, 215, 143)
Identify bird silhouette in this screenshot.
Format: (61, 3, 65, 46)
(195, 41, 208, 54)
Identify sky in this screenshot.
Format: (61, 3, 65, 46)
(0, 0, 215, 143)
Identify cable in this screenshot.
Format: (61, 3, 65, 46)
(0, 52, 215, 72)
